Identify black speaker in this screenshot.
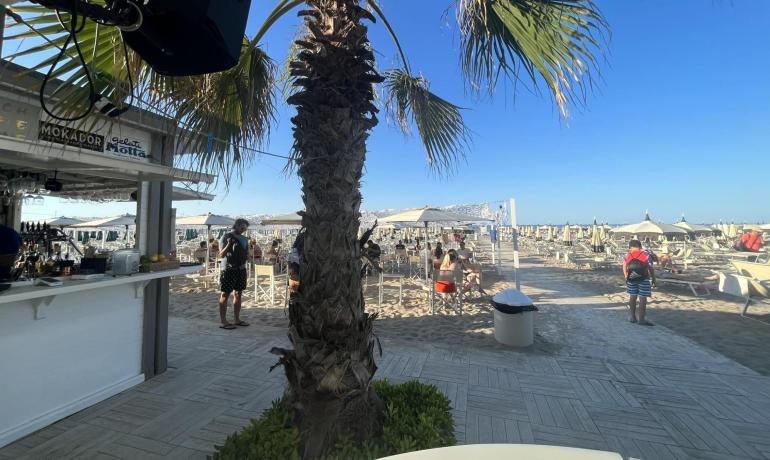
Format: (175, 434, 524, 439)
(121, 0, 252, 76)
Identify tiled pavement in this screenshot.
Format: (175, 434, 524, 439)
(4, 256, 770, 459)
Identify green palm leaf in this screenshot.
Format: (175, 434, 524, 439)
(384, 69, 469, 170)
(456, 0, 608, 117)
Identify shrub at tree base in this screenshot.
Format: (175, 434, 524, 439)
(212, 380, 456, 460)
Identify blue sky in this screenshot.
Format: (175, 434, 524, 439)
(19, 0, 770, 224)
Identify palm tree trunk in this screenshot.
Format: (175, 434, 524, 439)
(273, 0, 384, 457)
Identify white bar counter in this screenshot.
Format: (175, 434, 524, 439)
(0, 265, 200, 447)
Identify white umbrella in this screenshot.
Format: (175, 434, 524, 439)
(73, 214, 136, 228)
(46, 216, 84, 227)
(562, 223, 573, 244)
(260, 212, 302, 226)
(673, 216, 713, 236)
(73, 214, 137, 248)
(177, 213, 236, 273)
(381, 207, 491, 282)
(610, 213, 688, 240)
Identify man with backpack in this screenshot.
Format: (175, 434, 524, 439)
(217, 218, 251, 329)
(623, 239, 656, 326)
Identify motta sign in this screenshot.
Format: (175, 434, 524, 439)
(38, 121, 104, 152)
(105, 136, 148, 159)
(38, 120, 150, 161)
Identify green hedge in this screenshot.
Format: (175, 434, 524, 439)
(212, 380, 456, 460)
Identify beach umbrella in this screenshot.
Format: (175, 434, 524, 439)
(177, 213, 236, 272)
(673, 216, 713, 237)
(73, 214, 136, 228)
(46, 216, 84, 227)
(381, 207, 492, 283)
(590, 225, 604, 252)
(577, 226, 585, 239)
(562, 223, 573, 245)
(260, 212, 303, 226)
(610, 213, 688, 240)
(74, 214, 137, 248)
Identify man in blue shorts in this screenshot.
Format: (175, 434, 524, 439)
(623, 239, 656, 326)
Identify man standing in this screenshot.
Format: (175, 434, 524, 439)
(0, 224, 21, 281)
(218, 218, 250, 329)
(623, 239, 655, 326)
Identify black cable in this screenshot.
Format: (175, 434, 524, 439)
(54, 8, 86, 33)
(39, 0, 97, 122)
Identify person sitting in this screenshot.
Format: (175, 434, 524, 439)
(456, 241, 473, 261)
(735, 229, 764, 253)
(267, 239, 280, 263)
(395, 240, 406, 250)
(208, 241, 220, 262)
(459, 257, 486, 295)
(364, 239, 381, 261)
(435, 249, 461, 295)
(432, 242, 444, 260)
(432, 242, 444, 269)
(249, 239, 263, 262)
(193, 241, 207, 263)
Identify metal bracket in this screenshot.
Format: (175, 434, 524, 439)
(134, 280, 151, 299)
(31, 296, 55, 320)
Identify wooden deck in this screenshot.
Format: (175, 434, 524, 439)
(4, 253, 770, 459)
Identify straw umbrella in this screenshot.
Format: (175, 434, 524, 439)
(381, 207, 491, 283)
(562, 222, 573, 246)
(176, 213, 236, 273)
(610, 213, 688, 241)
(673, 216, 713, 238)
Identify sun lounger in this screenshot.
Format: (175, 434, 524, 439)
(655, 277, 712, 296)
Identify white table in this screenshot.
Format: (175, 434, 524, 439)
(378, 444, 623, 460)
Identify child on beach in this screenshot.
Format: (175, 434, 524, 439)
(623, 239, 656, 326)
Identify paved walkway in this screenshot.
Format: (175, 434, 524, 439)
(3, 252, 770, 459)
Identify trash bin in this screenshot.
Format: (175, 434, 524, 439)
(491, 289, 537, 347)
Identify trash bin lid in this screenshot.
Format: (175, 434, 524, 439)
(491, 289, 537, 314)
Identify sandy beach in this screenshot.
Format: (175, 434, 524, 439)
(169, 247, 770, 376)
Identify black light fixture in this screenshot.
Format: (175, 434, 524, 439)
(44, 171, 63, 192)
(32, 0, 252, 76)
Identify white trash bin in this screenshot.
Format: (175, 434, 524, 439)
(491, 289, 537, 347)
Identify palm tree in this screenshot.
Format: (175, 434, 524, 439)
(5, 0, 607, 457)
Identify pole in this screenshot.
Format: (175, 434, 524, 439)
(205, 224, 211, 276)
(510, 198, 520, 291)
(424, 221, 429, 284)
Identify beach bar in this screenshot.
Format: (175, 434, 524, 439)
(0, 62, 214, 447)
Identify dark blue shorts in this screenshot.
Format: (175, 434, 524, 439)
(627, 279, 652, 297)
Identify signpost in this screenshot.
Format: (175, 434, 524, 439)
(510, 198, 520, 290)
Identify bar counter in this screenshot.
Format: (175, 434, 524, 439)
(0, 265, 200, 447)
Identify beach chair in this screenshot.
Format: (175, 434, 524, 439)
(253, 264, 288, 307)
(378, 272, 403, 307)
(408, 255, 425, 279)
(431, 269, 463, 315)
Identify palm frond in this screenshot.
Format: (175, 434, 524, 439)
(456, 0, 608, 117)
(384, 69, 469, 171)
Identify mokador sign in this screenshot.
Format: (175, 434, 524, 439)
(38, 121, 150, 161)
